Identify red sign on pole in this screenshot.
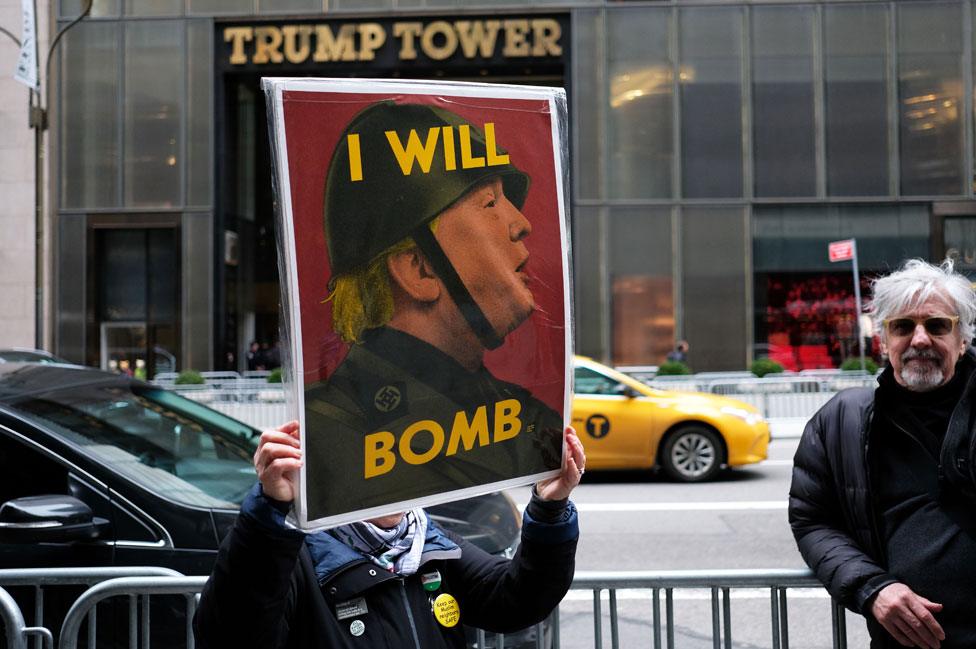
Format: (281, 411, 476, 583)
(828, 239, 854, 262)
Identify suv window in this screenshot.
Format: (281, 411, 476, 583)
(574, 367, 624, 395)
(7, 386, 258, 508)
(0, 430, 69, 504)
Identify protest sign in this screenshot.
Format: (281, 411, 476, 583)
(263, 78, 572, 529)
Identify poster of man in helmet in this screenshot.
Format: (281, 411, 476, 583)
(263, 78, 572, 530)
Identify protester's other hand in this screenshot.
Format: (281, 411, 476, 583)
(535, 427, 586, 501)
(870, 583, 944, 649)
(254, 420, 302, 503)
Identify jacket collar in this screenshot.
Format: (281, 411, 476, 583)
(305, 517, 461, 585)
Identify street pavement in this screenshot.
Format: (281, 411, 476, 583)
(507, 438, 872, 649)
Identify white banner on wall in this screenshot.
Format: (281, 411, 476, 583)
(14, 0, 39, 89)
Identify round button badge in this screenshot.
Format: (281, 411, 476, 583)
(350, 619, 365, 637)
(432, 593, 460, 628)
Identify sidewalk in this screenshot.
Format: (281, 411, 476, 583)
(769, 417, 808, 439)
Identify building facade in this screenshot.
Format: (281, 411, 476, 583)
(0, 0, 48, 349)
(49, 0, 976, 374)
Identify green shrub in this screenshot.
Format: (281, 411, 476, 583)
(657, 360, 691, 376)
(751, 358, 784, 378)
(174, 369, 205, 385)
(839, 357, 879, 374)
(267, 367, 283, 383)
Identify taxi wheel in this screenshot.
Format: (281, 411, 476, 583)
(660, 426, 724, 482)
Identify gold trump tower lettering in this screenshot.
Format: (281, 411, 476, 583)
(224, 19, 562, 65)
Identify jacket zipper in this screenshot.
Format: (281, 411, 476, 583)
(862, 407, 887, 564)
(399, 579, 424, 649)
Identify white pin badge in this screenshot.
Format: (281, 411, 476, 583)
(350, 619, 365, 637)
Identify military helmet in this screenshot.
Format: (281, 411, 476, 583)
(323, 101, 530, 278)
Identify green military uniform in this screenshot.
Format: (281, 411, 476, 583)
(304, 327, 563, 522)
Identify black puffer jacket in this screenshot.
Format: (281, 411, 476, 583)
(193, 484, 578, 649)
(788, 386, 893, 614)
(789, 354, 976, 615)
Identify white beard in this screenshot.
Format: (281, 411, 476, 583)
(899, 349, 945, 391)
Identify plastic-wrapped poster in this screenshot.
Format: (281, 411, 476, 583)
(263, 78, 572, 529)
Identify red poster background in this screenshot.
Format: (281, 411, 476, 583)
(281, 89, 566, 413)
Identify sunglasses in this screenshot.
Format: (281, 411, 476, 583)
(883, 315, 960, 338)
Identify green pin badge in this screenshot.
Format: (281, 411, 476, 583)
(421, 570, 442, 592)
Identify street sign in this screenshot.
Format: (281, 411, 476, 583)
(827, 238, 866, 371)
(828, 239, 854, 263)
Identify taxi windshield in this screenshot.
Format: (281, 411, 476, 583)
(9, 385, 258, 508)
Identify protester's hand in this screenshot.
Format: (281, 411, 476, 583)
(254, 420, 302, 503)
(535, 427, 586, 501)
(870, 583, 944, 649)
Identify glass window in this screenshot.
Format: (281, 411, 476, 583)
(257, 0, 319, 11)
(60, 0, 119, 18)
(574, 9, 604, 200)
(7, 385, 257, 508)
(124, 21, 183, 208)
(679, 6, 743, 198)
(0, 433, 69, 504)
(682, 207, 746, 370)
(61, 21, 120, 209)
(753, 205, 928, 370)
(944, 217, 976, 278)
(752, 6, 815, 197)
(824, 4, 889, 196)
(188, 0, 252, 14)
(123, 0, 181, 16)
(607, 7, 672, 198)
(187, 21, 213, 207)
(333, 0, 393, 8)
(57, 215, 87, 363)
(98, 229, 148, 322)
(755, 271, 874, 371)
(574, 207, 604, 359)
(609, 208, 673, 365)
(753, 204, 930, 273)
(574, 367, 622, 395)
(897, 2, 964, 196)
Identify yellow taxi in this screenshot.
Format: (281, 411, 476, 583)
(572, 356, 769, 481)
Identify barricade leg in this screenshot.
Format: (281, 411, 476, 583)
(608, 590, 618, 649)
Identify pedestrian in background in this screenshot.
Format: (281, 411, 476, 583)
(246, 341, 264, 372)
(666, 340, 689, 364)
(789, 258, 976, 648)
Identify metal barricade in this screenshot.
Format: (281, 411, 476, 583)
(565, 568, 848, 649)
(639, 374, 877, 420)
(0, 567, 182, 649)
(53, 575, 543, 649)
(37, 569, 851, 649)
(1, 586, 53, 649)
(58, 576, 207, 649)
(157, 380, 288, 431)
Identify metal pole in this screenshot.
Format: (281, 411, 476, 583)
(851, 239, 866, 372)
(33, 86, 44, 349)
(32, 0, 43, 349)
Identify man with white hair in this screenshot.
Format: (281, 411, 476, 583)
(790, 259, 976, 649)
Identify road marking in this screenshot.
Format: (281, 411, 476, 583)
(517, 501, 788, 512)
(760, 460, 794, 466)
(563, 588, 828, 602)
